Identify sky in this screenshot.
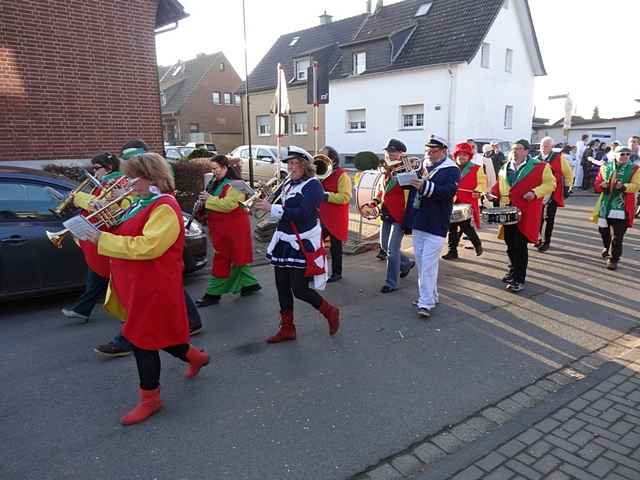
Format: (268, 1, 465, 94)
(155, 0, 640, 124)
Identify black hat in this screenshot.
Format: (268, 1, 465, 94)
(384, 138, 407, 153)
(425, 134, 448, 149)
(513, 139, 531, 150)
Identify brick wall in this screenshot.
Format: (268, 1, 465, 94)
(0, 0, 164, 163)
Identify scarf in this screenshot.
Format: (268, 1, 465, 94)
(598, 161, 634, 219)
(505, 156, 537, 187)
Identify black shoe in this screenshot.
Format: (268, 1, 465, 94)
(502, 273, 513, 284)
(606, 259, 618, 271)
(537, 243, 550, 252)
(196, 294, 221, 307)
(601, 248, 609, 258)
(400, 261, 415, 278)
(507, 282, 524, 293)
(376, 250, 388, 261)
(327, 274, 342, 283)
(94, 342, 131, 357)
(240, 284, 262, 297)
(380, 285, 397, 294)
(475, 245, 483, 257)
(189, 324, 203, 336)
(442, 250, 458, 260)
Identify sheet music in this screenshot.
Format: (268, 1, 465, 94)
(62, 215, 99, 241)
(396, 171, 419, 186)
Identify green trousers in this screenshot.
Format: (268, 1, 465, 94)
(206, 265, 258, 295)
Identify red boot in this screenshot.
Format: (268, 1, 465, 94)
(267, 310, 296, 343)
(120, 387, 162, 426)
(319, 299, 340, 335)
(185, 346, 210, 379)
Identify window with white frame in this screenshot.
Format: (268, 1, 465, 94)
(291, 112, 308, 135)
(160, 93, 167, 106)
(347, 109, 366, 131)
(212, 92, 220, 104)
(223, 93, 231, 104)
(352, 51, 366, 75)
(257, 115, 271, 136)
(289, 36, 300, 47)
(219, 62, 225, 71)
(415, 2, 432, 17)
(481, 43, 491, 68)
(505, 49, 513, 73)
(400, 104, 424, 129)
(234, 94, 241, 105)
(294, 57, 310, 81)
(504, 105, 514, 129)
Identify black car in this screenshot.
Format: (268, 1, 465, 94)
(0, 166, 207, 301)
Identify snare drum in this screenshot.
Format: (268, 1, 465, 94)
(481, 206, 522, 225)
(450, 203, 472, 224)
(356, 170, 385, 220)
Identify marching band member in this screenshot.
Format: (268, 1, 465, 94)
(377, 139, 415, 294)
(254, 152, 340, 343)
(534, 137, 574, 252)
(94, 140, 202, 358)
(490, 140, 555, 293)
(61, 152, 122, 322)
(591, 146, 640, 270)
(407, 135, 459, 318)
(195, 155, 261, 306)
(442, 142, 486, 260)
(87, 153, 209, 425)
(319, 146, 352, 283)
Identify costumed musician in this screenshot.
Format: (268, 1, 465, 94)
(94, 140, 203, 358)
(253, 151, 340, 343)
(195, 155, 261, 307)
(591, 145, 640, 270)
(442, 142, 486, 260)
(406, 135, 459, 318)
(488, 140, 555, 293)
(61, 152, 123, 322)
(375, 139, 415, 294)
(318, 146, 352, 283)
(85, 152, 210, 426)
(534, 136, 574, 252)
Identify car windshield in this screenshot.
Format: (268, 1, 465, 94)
(0, 181, 69, 219)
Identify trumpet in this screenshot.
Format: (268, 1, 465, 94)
(313, 154, 333, 181)
(45, 180, 139, 248)
(50, 170, 101, 216)
(384, 155, 423, 176)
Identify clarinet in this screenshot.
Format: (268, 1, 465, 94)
(186, 178, 215, 230)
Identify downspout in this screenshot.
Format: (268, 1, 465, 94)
(447, 64, 456, 149)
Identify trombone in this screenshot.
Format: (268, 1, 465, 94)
(45, 179, 139, 248)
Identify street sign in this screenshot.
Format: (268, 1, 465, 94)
(307, 63, 329, 105)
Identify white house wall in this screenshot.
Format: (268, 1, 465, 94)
(453, 0, 536, 144)
(534, 117, 640, 145)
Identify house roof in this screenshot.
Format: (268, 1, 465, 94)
(159, 52, 223, 115)
(156, 0, 189, 30)
(549, 113, 640, 128)
(243, 0, 545, 93)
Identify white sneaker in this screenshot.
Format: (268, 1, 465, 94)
(61, 308, 89, 321)
(417, 308, 432, 318)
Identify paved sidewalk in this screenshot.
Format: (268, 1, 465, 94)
(355, 334, 640, 480)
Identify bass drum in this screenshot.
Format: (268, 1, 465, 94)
(356, 170, 385, 220)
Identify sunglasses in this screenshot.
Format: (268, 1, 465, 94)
(619, 153, 631, 157)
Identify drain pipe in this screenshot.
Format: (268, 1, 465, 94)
(447, 65, 457, 148)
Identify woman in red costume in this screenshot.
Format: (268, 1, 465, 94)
(195, 155, 261, 307)
(87, 153, 209, 425)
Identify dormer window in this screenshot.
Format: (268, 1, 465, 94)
(171, 64, 183, 76)
(352, 51, 366, 75)
(415, 2, 432, 17)
(289, 36, 300, 47)
(294, 57, 310, 81)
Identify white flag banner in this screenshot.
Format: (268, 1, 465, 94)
(271, 63, 290, 137)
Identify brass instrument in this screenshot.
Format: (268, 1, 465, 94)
(240, 177, 283, 220)
(384, 155, 422, 176)
(45, 180, 139, 248)
(313, 154, 333, 181)
(50, 170, 101, 216)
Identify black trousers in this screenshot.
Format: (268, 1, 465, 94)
(323, 230, 343, 276)
(132, 344, 189, 390)
(599, 218, 627, 262)
(448, 219, 481, 251)
(581, 165, 592, 190)
(275, 267, 322, 313)
(539, 199, 558, 245)
(503, 224, 529, 284)
(72, 268, 109, 316)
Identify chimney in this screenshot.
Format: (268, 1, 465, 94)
(366, 0, 372, 14)
(375, 0, 383, 14)
(319, 10, 332, 25)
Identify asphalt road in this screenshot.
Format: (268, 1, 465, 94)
(1, 194, 639, 480)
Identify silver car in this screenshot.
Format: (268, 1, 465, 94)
(230, 145, 312, 183)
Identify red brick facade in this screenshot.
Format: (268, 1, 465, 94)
(0, 0, 166, 162)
